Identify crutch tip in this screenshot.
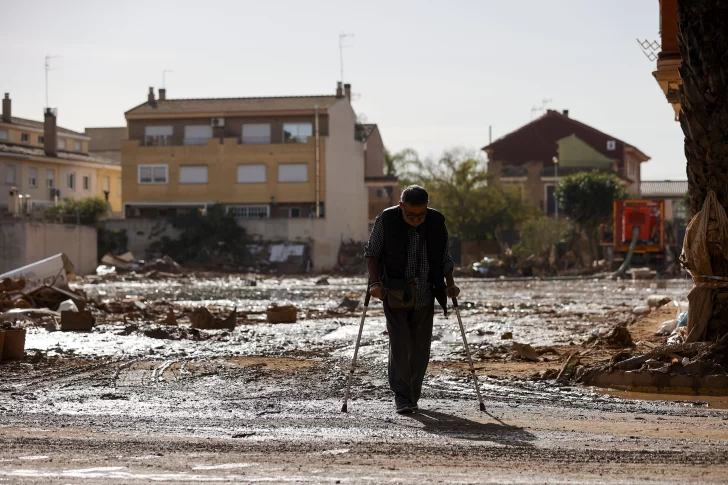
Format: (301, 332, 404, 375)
(479, 402, 486, 412)
(341, 403, 348, 413)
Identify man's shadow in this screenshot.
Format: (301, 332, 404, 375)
(403, 409, 536, 447)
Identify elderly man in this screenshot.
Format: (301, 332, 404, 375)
(365, 185, 460, 414)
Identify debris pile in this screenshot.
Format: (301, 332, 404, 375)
(96, 253, 187, 280)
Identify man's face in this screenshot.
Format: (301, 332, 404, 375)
(400, 202, 427, 227)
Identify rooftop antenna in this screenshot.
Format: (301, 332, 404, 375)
(162, 69, 173, 89)
(531, 98, 553, 119)
(636, 38, 661, 62)
(339, 33, 355, 84)
(45, 55, 61, 108)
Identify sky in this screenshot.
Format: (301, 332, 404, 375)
(0, 0, 686, 180)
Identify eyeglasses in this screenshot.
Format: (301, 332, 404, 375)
(405, 211, 427, 221)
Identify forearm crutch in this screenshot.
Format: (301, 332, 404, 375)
(341, 290, 371, 412)
(452, 297, 486, 411)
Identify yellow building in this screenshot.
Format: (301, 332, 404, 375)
(0, 94, 122, 215)
(121, 82, 370, 270)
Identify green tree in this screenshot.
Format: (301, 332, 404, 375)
(555, 171, 628, 262)
(513, 217, 571, 260)
(44, 196, 110, 224)
(383, 147, 421, 182)
(149, 204, 249, 265)
(415, 149, 534, 245)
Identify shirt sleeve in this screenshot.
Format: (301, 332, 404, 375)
(443, 223, 454, 274)
(364, 214, 384, 258)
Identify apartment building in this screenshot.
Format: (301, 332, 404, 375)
(0, 94, 122, 215)
(121, 82, 371, 270)
(484, 109, 650, 215)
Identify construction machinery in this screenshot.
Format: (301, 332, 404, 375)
(601, 200, 666, 269)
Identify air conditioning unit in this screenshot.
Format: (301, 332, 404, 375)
(211, 117, 225, 128)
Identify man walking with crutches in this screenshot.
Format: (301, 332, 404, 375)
(364, 185, 460, 414)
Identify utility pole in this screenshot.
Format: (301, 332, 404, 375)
(45, 55, 61, 107)
(553, 156, 559, 221)
(162, 70, 173, 89)
(339, 33, 354, 84)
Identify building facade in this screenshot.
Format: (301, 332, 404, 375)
(0, 94, 122, 215)
(653, 0, 681, 118)
(121, 83, 370, 270)
(483, 109, 650, 214)
(356, 123, 399, 228)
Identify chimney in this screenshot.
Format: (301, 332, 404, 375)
(44, 108, 58, 157)
(344, 83, 351, 101)
(562, 109, 569, 117)
(148, 86, 156, 104)
(2, 93, 10, 123)
(336, 82, 344, 98)
(159, 88, 166, 101)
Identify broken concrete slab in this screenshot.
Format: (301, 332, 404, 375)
(190, 307, 236, 330)
(0, 253, 74, 293)
(266, 305, 297, 324)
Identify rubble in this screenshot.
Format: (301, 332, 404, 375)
(339, 294, 360, 312)
(513, 342, 540, 361)
(190, 307, 236, 330)
(266, 305, 298, 324)
(647, 295, 672, 309)
(0, 326, 26, 361)
(60, 311, 95, 331)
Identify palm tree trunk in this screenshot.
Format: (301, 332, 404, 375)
(677, 0, 728, 340)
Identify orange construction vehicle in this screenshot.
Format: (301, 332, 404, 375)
(601, 200, 666, 268)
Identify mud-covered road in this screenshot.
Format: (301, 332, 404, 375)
(3, 276, 728, 484)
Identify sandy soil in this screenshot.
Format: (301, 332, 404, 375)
(3, 276, 727, 484)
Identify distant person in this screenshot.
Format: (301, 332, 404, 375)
(365, 185, 460, 414)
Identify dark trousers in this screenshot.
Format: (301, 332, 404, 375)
(383, 300, 435, 408)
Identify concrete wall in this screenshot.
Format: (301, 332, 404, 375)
(0, 222, 97, 275)
(103, 218, 181, 259)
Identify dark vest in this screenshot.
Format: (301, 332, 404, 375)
(380, 206, 448, 311)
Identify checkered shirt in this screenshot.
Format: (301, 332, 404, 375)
(365, 214, 454, 309)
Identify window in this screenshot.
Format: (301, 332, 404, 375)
(46, 169, 54, 188)
(179, 165, 208, 184)
(102, 176, 110, 192)
(144, 126, 173, 146)
(290, 207, 301, 218)
(21, 133, 29, 142)
(5, 165, 16, 185)
(227, 205, 270, 219)
(83, 175, 90, 191)
(607, 140, 616, 151)
(183, 125, 212, 146)
(28, 167, 37, 188)
(58, 139, 67, 150)
(283, 123, 313, 143)
(242, 124, 271, 144)
(68, 173, 76, 190)
(73, 141, 82, 152)
(38, 135, 44, 144)
(138, 164, 168, 184)
(0, 130, 8, 141)
(237, 164, 266, 183)
(278, 163, 308, 182)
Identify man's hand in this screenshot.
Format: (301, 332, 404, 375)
(446, 282, 460, 299)
(370, 282, 387, 300)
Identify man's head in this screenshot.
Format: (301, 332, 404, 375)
(399, 185, 428, 227)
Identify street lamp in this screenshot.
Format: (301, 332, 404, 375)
(552, 156, 559, 221)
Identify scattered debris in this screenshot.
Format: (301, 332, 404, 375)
(501, 332, 513, 340)
(316, 277, 330, 286)
(0, 253, 74, 293)
(60, 311, 95, 331)
(101, 252, 141, 273)
(163, 310, 178, 326)
(1, 327, 26, 361)
(647, 295, 672, 309)
(633, 306, 651, 316)
(266, 305, 297, 324)
(190, 307, 236, 330)
(58, 300, 78, 313)
(339, 294, 360, 312)
(513, 342, 540, 361)
(656, 319, 678, 336)
(141, 256, 184, 275)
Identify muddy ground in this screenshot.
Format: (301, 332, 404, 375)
(3, 276, 728, 484)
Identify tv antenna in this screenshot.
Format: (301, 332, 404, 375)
(162, 69, 173, 89)
(636, 39, 661, 62)
(339, 33, 354, 84)
(45, 55, 61, 108)
(531, 98, 552, 119)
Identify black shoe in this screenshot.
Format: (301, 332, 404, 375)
(411, 405, 419, 412)
(396, 406, 414, 415)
